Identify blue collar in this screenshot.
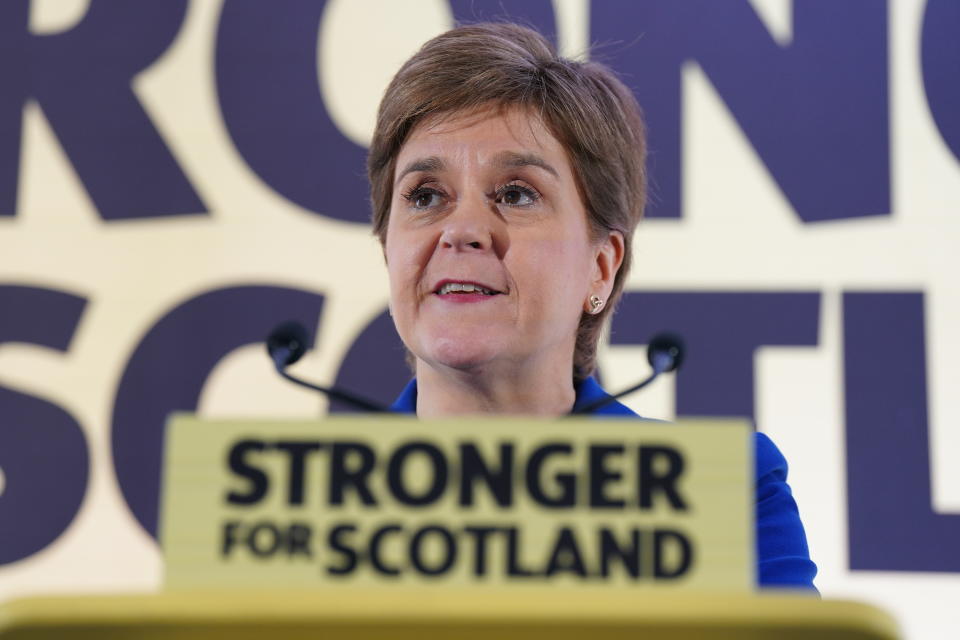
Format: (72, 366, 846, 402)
(389, 375, 640, 416)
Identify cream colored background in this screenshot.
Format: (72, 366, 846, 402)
(0, 1, 958, 638)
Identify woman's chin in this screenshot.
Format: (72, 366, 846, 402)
(419, 336, 505, 373)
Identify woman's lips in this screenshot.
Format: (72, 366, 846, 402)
(432, 279, 504, 295)
(431, 280, 504, 304)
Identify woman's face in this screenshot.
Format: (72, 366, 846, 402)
(385, 106, 621, 377)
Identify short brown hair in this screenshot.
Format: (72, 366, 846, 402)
(368, 22, 647, 381)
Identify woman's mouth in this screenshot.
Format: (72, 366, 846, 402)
(433, 280, 504, 302)
(436, 282, 499, 295)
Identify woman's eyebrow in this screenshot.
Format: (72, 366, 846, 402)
(395, 156, 445, 186)
(394, 151, 558, 186)
(493, 151, 558, 177)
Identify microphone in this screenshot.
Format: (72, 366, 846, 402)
(647, 332, 685, 374)
(266, 321, 392, 413)
(572, 332, 685, 414)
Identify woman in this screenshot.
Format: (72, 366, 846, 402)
(368, 22, 816, 590)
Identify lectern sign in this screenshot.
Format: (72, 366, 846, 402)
(160, 416, 752, 591)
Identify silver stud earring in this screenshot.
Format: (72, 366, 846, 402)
(588, 295, 604, 314)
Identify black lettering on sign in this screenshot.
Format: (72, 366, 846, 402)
(248, 521, 284, 558)
(387, 442, 447, 506)
(599, 527, 642, 578)
(505, 527, 537, 577)
(544, 526, 588, 577)
(286, 522, 313, 558)
(458, 443, 513, 507)
(409, 525, 457, 576)
(220, 520, 314, 559)
(326, 523, 358, 575)
(370, 523, 403, 576)
(589, 444, 626, 508)
(226, 440, 268, 505)
(526, 443, 575, 508)
(463, 526, 498, 577)
(653, 529, 693, 578)
(272, 441, 323, 506)
(329, 441, 377, 506)
(221, 520, 242, 557)
(638, 445, 687, 510)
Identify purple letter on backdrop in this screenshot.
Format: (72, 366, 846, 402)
(844, 292, 960, 572)
(111, 286, 325, 538)
(216, 0, 555, 225)
(611, 292, 820, 421)
(331, 309, 410, 412)
(216, 0, 369, 224)
(0, 286, 89, 565)
(922, 0, 960, 164)
(0, 0, 204, 219)
(590, 1, 889, 222)
(448, 0, 556, 44)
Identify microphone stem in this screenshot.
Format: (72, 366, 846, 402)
(571, 370, 660, 415)
(277, 368, 391, 413)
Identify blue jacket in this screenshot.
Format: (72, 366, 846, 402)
(391, 376, 818, 591)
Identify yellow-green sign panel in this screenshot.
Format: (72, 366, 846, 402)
(161, 416, 752, 592)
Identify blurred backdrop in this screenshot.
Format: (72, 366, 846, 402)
(0, 1, 958, 638)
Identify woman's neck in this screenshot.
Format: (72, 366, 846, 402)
(414, 357, 576, 417)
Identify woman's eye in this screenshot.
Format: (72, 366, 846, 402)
(414, 192, 437, 208)
(403, 187, 444, 210)
(496, 184, 539, 207)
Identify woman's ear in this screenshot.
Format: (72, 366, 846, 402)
(593, 230, 625, 299)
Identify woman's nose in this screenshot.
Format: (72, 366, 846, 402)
(439, 199, 496, 252)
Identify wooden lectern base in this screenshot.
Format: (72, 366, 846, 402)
(0, 590, 899, 640)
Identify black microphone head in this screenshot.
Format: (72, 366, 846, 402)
(266, 321, 310, 368)
(647, 332, 685, 373)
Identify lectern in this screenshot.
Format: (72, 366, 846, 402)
(0, 591, 899, 639)
(0, 415, 901, 639)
